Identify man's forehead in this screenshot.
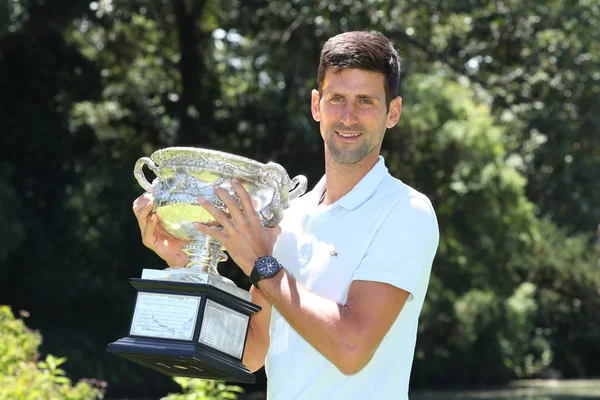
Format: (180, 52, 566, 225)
(321, 68, 386, 96)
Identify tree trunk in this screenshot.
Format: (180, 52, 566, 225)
(172, 0, 207, 145)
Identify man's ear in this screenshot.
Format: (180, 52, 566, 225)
(386, 96, 403, 128)
(311, 89, 321, 122)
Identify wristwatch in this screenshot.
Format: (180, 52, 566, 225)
(250, 256, 283, 289)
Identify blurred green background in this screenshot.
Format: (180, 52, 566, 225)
(0, 0, 599, 399)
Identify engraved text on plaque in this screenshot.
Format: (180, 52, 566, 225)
(130, 293, 201, 340)
(198, 300, 249, 359)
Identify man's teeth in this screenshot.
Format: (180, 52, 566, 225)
(338, 132, 360, 137)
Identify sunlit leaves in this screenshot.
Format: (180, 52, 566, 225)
(162, 378, 244, 400)
(0, 306, 105, 400)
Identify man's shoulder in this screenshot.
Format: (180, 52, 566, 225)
(373, 174, 436, 216)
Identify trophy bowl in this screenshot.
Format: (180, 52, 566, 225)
(134, 147, 308, 282)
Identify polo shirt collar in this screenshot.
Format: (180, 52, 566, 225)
(312, 156, 389, 211)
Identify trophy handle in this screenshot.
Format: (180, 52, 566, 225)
(134, 157, 160, 192)
(289, 175, 308, 201)
(257, 165, 308, 227)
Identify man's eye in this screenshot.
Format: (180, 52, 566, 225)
(359, 99, 373, 105)
(331, 96, 344, 102)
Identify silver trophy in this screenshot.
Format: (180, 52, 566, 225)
(107, 147, 307, 383)
(132, 146, 307, 284)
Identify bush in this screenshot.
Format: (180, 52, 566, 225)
(412, 216, 600, 387)
(502, 282, 552, 378)
(162, 377, 244, 400)
(516, 218, 600, 377)
(0, 305, 105, 400)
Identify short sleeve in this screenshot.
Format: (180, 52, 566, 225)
(351, 195, 439, 300)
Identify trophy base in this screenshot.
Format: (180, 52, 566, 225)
(107, 274, 260, 383)
(107, 336, 255, 383)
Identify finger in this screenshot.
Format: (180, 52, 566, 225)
(133, 192, 152, 209)
(231, 179, 260, 224)
(140, 199, 154, 217)
(135, 200, 154, 232)
(194, 221, 227, 243)
(132, 198, 146, 215)
(214, 186, 245, 223)
(142, 212, 159, 247)
(198, 196, 234, 230)
(134, 204, 151, 239)
(133, 194, 152, 217)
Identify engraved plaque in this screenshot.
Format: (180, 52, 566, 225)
(130, 293, 201, 340)
(199, 299, 249, 359)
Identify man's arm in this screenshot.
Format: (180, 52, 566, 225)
(194, 181, 436, 375)
(257, 272, 409, 375)
(242, 285, 272, 372)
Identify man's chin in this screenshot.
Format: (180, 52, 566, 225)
(328, 150, 365, 165)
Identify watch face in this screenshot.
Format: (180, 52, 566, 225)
(257, 256, 280, 277)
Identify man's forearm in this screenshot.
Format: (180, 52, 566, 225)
(242, 286, 272, 372)
(257, 269, 371, 375)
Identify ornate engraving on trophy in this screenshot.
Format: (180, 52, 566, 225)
(130, 293, 201, 340)
(199, 300, 249, 359)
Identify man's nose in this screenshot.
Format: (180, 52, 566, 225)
(339, 103, 358, 125)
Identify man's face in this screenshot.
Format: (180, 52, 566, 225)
(311, 68, 402, 165)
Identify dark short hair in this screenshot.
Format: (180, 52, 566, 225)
(317, 31, 401, 110)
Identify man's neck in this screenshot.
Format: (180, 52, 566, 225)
(320, 152, 379, 206)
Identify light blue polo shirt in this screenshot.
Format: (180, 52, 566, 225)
(265, 156, 439, 399)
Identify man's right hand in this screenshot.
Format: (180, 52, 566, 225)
(132, 193, 189, 268)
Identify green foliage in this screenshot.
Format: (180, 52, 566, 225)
(162, 378, 243, 400)
(396, 74, 536, 295)
(0, 306, 40, 374)
(401, 73, 529, 384)
(400, 73, 598, 385)
(503, 283, 553, 378)
(517, 218, 600, 377)
(453, 289, 508, 382)
(0, 306, 104, 400)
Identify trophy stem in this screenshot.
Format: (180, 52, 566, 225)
(182, 234, 226, 275)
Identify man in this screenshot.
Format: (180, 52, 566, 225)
(133, 31, 439, 399)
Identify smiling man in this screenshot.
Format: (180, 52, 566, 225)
(133, 31, 439, 399)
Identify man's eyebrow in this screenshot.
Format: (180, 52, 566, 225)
(325, 92, 381, 101)
(356, 94, 381, 101)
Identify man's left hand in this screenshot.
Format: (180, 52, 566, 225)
(194, 179, 281, 276)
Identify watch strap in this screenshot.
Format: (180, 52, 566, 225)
(250, 265, 262, 288)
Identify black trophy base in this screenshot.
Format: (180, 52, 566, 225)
(107, 336, 255, 383)
(107, 278, 261, 384)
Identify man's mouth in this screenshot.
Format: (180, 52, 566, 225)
(336, 131, 361, 138)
